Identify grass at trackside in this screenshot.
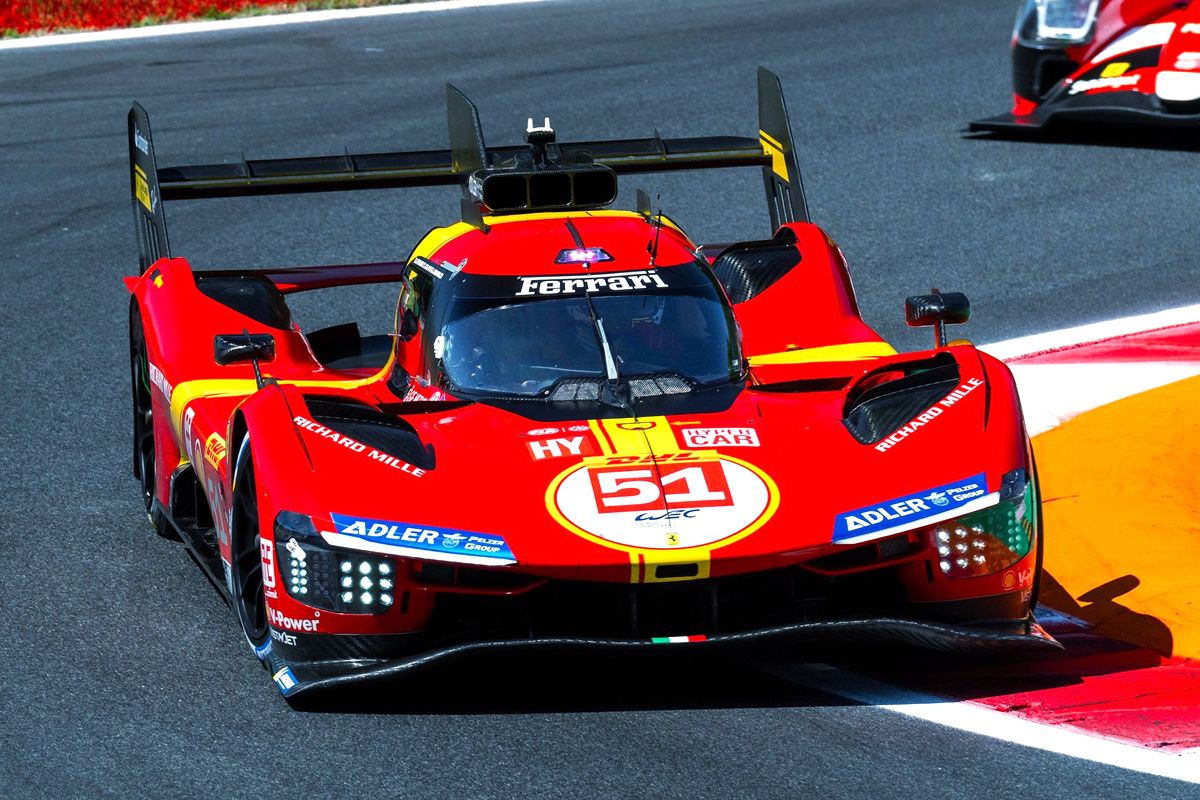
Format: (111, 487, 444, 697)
(4, 0, 428, 39)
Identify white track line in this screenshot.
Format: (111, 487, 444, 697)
(979, 302, 1200, 434)
(771, 664, 1200, 785)
(771, 309, 1200, 782)
(0, 0, 552, 51)
(980, 302, 1200, 361)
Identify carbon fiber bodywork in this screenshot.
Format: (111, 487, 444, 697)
(971, 89, 1200, 132)
(261, 616, 1061, 698)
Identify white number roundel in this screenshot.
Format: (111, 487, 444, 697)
(553, 457, 772, 550)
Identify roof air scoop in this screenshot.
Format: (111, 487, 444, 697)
(447, 85, 618, 217)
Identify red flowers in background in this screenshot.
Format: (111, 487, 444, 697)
(2, 1, 262, 34)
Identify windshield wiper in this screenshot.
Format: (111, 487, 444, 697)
(594, 317, 619, 382)
(582, 291, 635, 415)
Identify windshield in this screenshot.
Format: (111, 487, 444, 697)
(438, 263, 741, 398)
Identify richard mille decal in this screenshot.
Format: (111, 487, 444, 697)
(293, 415, 426, 476)
(873, 379, 983, 453)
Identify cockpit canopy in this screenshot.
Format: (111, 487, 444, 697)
(414, 258, 743, 401)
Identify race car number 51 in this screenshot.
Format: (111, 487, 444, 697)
(551, 455, 776, 550)
(589, 462, 731, 512)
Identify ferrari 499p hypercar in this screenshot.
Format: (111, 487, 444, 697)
(126, 68, 1056, 700)
(972, 0, 1200, 131)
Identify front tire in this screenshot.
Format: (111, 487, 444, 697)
(231, 435, 270, 649)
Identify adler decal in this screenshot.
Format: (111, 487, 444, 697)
(833, 473, 990, 543)
(328, 513, 515, 563)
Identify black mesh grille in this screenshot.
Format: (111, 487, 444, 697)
(304, 397, 436, 470)
(843, 356, 960, 445)
(547, 374, 693, 402)
(711, 239, 800, 304)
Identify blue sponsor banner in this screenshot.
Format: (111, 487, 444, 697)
(833, 473, 989, 542)
(330, 513, 515, 562)
(272, 666, 299, 696)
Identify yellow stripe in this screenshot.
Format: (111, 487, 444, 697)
(408, 210, 684, 263)
(584, 417, 716, 583)
(747, 342, 896, 366)
(168, 350, 395, 444)
(408, 221, 478, 262)
(595, 417, 670, 454)
(641, 550, 712, 581)
(135, 172, 152, 212)
(759, 130, 789, 181)
(133, 164, 147, 178)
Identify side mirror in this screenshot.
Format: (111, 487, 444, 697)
(905, 291, 970, 348)
(214, 333, 275, 366)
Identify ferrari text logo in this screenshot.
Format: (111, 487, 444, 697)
(515, 270, 667, 296)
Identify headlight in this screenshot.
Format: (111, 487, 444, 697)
(1015, 0, 1099, 46)
(929, 469, 1035, 580)
(274, 511, 398, 615)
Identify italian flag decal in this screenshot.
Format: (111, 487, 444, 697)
(651, 635, 708, 644)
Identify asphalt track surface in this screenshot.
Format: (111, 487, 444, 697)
(2, 0, 1199, 797)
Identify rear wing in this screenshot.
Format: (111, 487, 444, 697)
(129, 66, 809, 271)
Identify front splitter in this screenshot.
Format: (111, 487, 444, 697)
(259, 615, 1062, 699)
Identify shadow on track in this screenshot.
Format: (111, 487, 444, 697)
(291, 649, 859, 715)
(289, 627, 1156, 715)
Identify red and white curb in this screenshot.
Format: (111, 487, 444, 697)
(981, 302, 1200, 436)
(775, 303, 1200, 783)
(768, 658, 1200, 785)
(0, 0, 553, 51)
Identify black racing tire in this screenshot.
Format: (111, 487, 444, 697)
(231, 435, 270, 649)
(129, 304, 177, 540)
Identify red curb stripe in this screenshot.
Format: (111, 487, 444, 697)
(1009, 321, 1200, 365)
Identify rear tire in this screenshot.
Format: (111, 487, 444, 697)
(231, 435, 270, 649)
(129, 304, 177, 540)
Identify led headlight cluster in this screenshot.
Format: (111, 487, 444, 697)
(335, 557, 395, 611)
(931, 469, 1034, 580)
(274, 512, 397, 615)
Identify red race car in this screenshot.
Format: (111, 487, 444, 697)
(972, 0, 1200, 132)
(127, 68, 1055, 700)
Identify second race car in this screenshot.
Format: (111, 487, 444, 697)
(972, 0, 1200, 132)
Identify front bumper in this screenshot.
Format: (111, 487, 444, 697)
(258, 614, 1061, 699)
(970, 90, 1200, 133)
